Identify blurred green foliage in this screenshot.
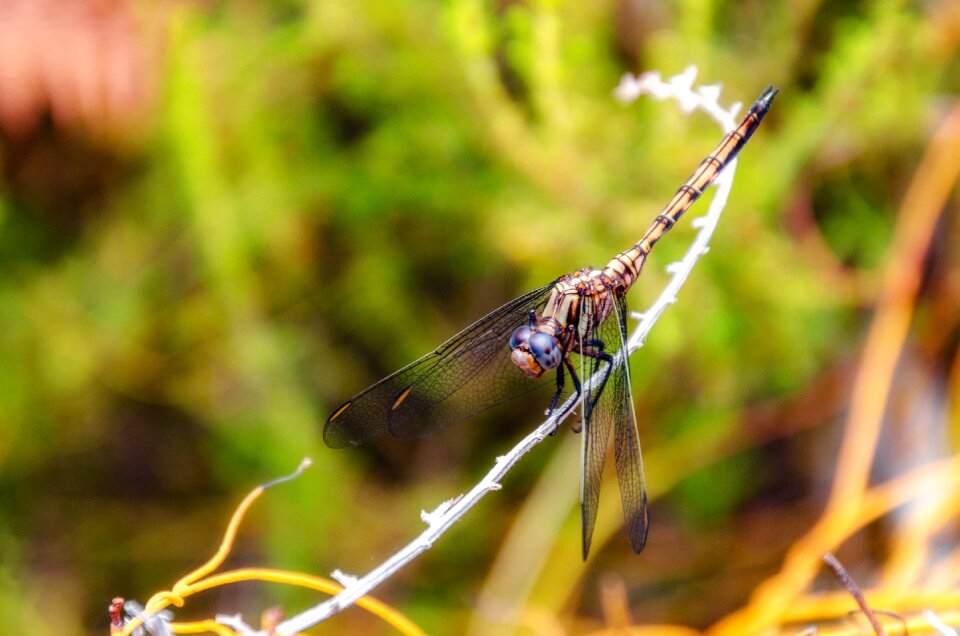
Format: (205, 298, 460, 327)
(0, 0, 957, 634)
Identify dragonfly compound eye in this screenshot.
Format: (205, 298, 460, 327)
(509, 325, 533, 350)
(528, 332, 562, 370)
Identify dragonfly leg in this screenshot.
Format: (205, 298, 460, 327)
(563, 355, 583, 433)
(547, 363, 565, 436)
(581, 338, 614, 414)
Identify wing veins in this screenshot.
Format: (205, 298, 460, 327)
(324, 278, 558, 447)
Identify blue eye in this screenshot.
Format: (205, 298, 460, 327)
(528, 332, 562, 370)
(510, 325, 532, 350)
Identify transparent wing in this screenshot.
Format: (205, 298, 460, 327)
(579, 288, 648, 559)
(609, 290, 649, 554)
(578, 293, 614, 560)
(323, 279, 559, 448)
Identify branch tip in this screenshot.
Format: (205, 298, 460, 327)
(331, 569, 358, 587)
(261, 458, 313, 490)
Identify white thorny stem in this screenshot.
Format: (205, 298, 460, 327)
(263, 66, 744, 635)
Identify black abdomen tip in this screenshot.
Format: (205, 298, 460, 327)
(757, 85, 780, 110)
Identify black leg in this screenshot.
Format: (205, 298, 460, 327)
(547, 363, 565, 436)
(581, 338, 614, 417)
(563, 355, 583, 433)
(546, 323, 577, 419)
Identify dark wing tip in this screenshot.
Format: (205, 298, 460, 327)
(322, 424, 352, 449)
(627, 490, 650, 554)
(323, 401, 361, 449)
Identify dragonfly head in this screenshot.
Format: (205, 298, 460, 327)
(509, 326, 562, 378)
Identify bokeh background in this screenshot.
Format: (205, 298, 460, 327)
(1, 1, 959, 634)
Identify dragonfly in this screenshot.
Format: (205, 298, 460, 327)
(325, 86, 778, 559)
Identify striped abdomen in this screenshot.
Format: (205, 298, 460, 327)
(603, 86, 778, 291)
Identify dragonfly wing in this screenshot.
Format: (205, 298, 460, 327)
(324, 279, 559, 448)
(609, 290, 649, 553)
(578, 293, 616, 560)
(578, 288, 648, 559)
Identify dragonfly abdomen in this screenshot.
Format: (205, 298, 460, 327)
(606, 86, 779, 293)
